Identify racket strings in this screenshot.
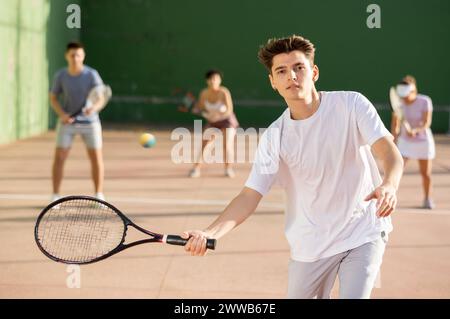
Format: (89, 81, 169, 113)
(37, 199, 125, 263)
(87, 85, 112, 106)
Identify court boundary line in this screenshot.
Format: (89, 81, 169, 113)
(0, 193, 283, 208)
(0, 193, 448, 215)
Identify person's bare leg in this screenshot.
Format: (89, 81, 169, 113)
(403, 157, 408, 167)
(223, 128, 236, 177)
(190, 137, 213, 177)
(52, 148, 71, 195)
(193, 139, 211, 168)
(86, 148, 104, 194)
(418, 159, 434, 208)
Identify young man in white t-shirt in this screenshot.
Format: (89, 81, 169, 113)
(181, 35, 404, 299)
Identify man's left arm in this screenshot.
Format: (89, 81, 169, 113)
(365, 136, 404, 218)
(84, 71, 106, 115)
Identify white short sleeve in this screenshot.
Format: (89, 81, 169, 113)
(424, 96, 433, 112)
(245, 125, 282, 196)
(354, 92, 392, 146)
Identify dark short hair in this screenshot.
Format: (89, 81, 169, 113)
(205, 69, 222, 80)
(258, 35, 315, 73)
(66, 41, 84, 52)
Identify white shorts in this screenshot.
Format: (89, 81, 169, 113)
(397, 136, 435, 160)
(56, 121, 102, 149)
(287, 231, 388, 299)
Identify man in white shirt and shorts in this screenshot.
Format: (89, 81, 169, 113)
(181, 35, 404, 299)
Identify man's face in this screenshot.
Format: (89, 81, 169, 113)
(269, 50, 319, 100)
(65, 48, 85, 68)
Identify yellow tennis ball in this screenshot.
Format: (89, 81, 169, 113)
(140, 133, 156, 148)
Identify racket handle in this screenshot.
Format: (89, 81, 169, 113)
(165, 235, 217, 250)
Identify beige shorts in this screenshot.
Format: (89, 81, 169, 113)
(56, 121, 102, 149)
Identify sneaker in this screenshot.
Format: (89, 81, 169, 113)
(225, 167, 235, 178)
(51, 193, 61, 202)
(189, 167, 201, 178)
(95, 192, 106, 201)
(423, 198, 435, 209)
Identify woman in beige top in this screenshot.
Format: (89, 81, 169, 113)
(189, 70, 239, 178)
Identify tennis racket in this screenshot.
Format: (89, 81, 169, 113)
(172, 88, 226, 121)
(172, 88, 197, 113)
(172, 88, 209, 118)
(34, 196, 216, 264)
(71, 84, 112, 121)
(389, 86, 412, 132)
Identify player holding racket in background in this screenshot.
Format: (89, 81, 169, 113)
(391, 75, 436, 209)
(188, 70, 239, 178)
(389, 85, 412, 143)
(182, 35, 404, 299)
(49, 42, 109, 202)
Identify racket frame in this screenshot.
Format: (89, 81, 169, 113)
(389, 86, 412, 132)
(70, 84, 112, 120)
(35, 196, 165, 265)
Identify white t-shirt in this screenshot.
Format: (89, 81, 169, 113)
(245, 91, 393, 262)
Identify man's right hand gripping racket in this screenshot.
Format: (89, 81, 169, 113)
(34, 196, 216, 264)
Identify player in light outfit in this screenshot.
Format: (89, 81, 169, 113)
(391, 75, 436, 209)
(182, 35, 404, 299)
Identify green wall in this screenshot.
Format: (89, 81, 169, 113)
(1, 0, 449, 146)
(0, 0, 80, 144)
(79, 0, 450, 130)
(46, 0, 81, 128)
(0, 0, 49, 144)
